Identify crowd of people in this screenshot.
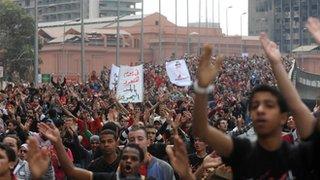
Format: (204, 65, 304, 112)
(0, 17, 320, 180)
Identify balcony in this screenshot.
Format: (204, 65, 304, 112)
(99, 6, 141, 12)
(38, 0, 80, 8)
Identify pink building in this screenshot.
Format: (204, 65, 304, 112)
(38, 13, 262, 80)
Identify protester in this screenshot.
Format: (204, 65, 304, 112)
(87, 130, 120, 173)
(5, 16, 320, 180)
(188, 137, 208, 172)
(192, 39, 318, 179)
(128, 125, 175, 180)
(36, 122, 148, 180)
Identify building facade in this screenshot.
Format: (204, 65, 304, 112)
(99, 0, 141, 17)
(248, 0, 275, 40)
(14, 0, 142, 22)
(37, 13, 262, 80)
(249, 0, 320, 53)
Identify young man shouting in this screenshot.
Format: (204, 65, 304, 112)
(192, 35, 319, 179)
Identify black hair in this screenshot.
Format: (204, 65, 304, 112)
(101, 122, 120, 137)
(0, 143, 16, 162)
(99, 129, 118, 140)
(123, 143, 145, 162)
(248, 85, 288, 113)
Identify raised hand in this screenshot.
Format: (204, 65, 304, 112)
(197, 45, 223, 87)
(27, 137, 50, 179)
(38, 122, 61, 144)
(166, 135, 195, 180)
(172, 113, 182, 131)
(202, 155, 222, 169)
(306, 17, 320, 44)
(259, 32, 282, 65)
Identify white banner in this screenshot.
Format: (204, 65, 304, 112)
(166, 59, 192, 86)
(109, 64, 120, 90)
(116, 65, 144, 103)
(242, 53, 249, 58)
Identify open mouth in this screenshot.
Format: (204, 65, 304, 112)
(124, 165, 132, 173)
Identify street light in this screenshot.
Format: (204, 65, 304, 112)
(226, 6, 232, 36)
(218, 0, 221, 53)
(80, 0, 85, 83)
(240, 12, 247, 55)
(226, 5, 232, 56)
(140, 0, 144, 63)
(198, 0, 201, 56)
(116, 0, 120, 66)
(301, 27, 307, 70)
(174, 0, 178, 58)
(158, 0, 162, 63)
(34, 0, 39, 85)
(187, 0, 190, 56)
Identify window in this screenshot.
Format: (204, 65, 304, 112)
(26, 0, 30, 6)
(155, 21, 159, 25)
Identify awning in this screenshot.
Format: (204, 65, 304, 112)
(292, 45, 319, 52)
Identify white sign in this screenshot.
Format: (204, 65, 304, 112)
(109, 64, 120, 90)
(38, 74, 42, 84)
(116, 65, 144, 103)
(166, 59, 192, 86)
(242, 53, 249, 58)
(0, 66, 3, 78)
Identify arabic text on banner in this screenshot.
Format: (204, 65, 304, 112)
(116, 65, 144, 103)
(165, 59, 192, 86)
(109, 64, 120, 90)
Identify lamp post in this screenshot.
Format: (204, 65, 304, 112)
(116, 0, 120, 66)
(226, 6, 232, 36)
(174, 0, 178, 58)
(140, 0, 144, 63)
(205, 0, 208, 29)
(198, 0, 201, 56)
(80, 0, 85, 83)
(240, 12, 247, 55)
(158, 0, 162, 62)
(212, 0, 214, 24)
(218, 0, 220, 53)
(226, 6, 232, 55)
(34, 0, 39, 85)
(187, 0, 190, 56)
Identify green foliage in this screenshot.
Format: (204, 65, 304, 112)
(0, 0, 36, 82)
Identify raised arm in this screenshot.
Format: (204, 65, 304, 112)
(193, 45, 233, 157)
(27, 137, 50, 180)
(306, 17, 320, 44)
(166, 135, 195, 180)
(260, 33, 316, 139)
(37, 123, 93, 180)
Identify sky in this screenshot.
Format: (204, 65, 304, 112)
(141, 0, 249, 36)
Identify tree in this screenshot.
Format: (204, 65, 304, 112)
(0, 0, 38, 82)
